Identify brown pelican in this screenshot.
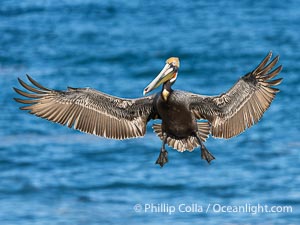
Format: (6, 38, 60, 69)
(14, 52, 282, 167)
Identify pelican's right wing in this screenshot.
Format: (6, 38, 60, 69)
(14, 75, 157, 139)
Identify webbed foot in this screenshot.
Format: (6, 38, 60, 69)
(201, 146, 215, 164)
(155, 149, 168, 167)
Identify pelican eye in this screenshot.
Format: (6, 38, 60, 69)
(168, 62, 175, 69)
(170, 63, 178, 72)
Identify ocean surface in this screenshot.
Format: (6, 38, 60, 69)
(1, 0, 299, 224)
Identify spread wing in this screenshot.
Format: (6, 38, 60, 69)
(189, 51, 283, 139)
(14, 75, 157, 139)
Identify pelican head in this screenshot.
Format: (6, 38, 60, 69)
(143, 57, 180, 95)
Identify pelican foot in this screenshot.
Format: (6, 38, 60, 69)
(201, 146, 215, 164)
(155, 149, 168, 167)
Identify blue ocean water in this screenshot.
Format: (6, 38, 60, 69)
(1, 0, 299, 224)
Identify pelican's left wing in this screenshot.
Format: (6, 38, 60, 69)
(188, 52, 283, 139)
(14, 75, 157, 139)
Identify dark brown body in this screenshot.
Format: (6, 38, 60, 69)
(156, 90, 197, 139)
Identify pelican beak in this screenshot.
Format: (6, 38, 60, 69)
(143, 63, 177, 95)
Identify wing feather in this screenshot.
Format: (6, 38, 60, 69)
(14, 75, 156, 139)
(189, 51, 283, 138)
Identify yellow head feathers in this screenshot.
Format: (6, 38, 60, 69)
(166, 57, 180, 68)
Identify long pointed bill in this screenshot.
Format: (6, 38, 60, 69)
(143, 63, 176, 95)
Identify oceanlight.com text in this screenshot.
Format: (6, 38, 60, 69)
(133, 203, 293, 215)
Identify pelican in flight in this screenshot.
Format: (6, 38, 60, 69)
(14, 52, 282, 167)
